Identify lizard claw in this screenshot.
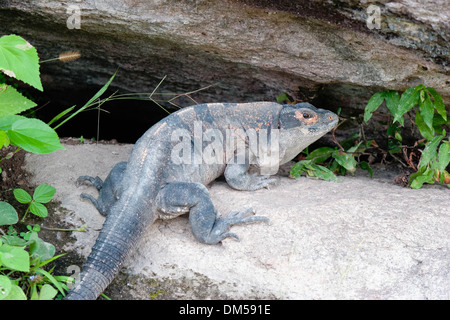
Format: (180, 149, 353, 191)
(247, 174, 277, 191)
(76, 175, 103, 190)
(207, 207, 269, 244)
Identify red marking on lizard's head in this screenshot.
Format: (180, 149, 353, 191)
(294, 110, 318, 125)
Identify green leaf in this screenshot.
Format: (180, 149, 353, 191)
(7, 118, 64, 154)
(364, 91, 385, 123)
(0, 35, 43, 91)
(290, 160, 309, 178)
(425, 87, 447, 121)
(0, 201, 18, 226)
(415, 110, 435, 141)
(36, 268, 66, 296)
(0, 83, 37, 118)
(0, 275, 12, 300)
(419, 134, 444, 168)
(28, 232, 55, 260)
(276, 92, 292, 104)
(0, 130, 9, 148)
(13, 188, 32, 204)
(3, 284, 27, 300)
(0, 114, 25, 131)
(418, 93, 434, 130)
(394, 85, 423, 125)
(38, 284, 58, 300)
(0, 245, 30, 272)
(409, 167, 434, 189)
(29, 202, 48, 218)
(437, 139, 450, 173)
(308, 163, 339, 181)
(0, 235, 28, 246)
(47, 105, 75, 126)
(332, 150, 357, 173)
(304, 147, 334, 163)
(33, 184, 56, 203)
(384, 90, 400, 115)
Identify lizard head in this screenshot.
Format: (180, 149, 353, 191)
(277, 102, 338, 164)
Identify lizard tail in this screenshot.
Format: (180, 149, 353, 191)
(65, 200, 155, 300)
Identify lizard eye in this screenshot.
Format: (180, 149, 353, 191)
(303, 113, 311, 119)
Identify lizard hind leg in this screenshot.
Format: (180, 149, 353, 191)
(76, 175, 104, 190)
(156, 181, 269, 245)
(75, 162, 127, 217)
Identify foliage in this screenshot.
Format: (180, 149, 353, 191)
(0, 224, 71, 300)
(286, 84, 449, 188)
(0, 35, 70, 300)
(0, 34, 64, 162)
(363, 84, 449, 188)
(14, 184, 56, 222)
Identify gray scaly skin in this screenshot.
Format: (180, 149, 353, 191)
(65, 102, 338, 300)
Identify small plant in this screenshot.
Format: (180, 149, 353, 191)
(0, 183, 72, 300)
(0, 34, 71, 300)
(363, 84, 449, 188)
(13, 184, 56, 222)
(286, 85, 449, 188)
(0, 224, 71, 300)
(0, 35, 64, 160)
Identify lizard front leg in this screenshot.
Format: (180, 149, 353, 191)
(76, 161, 127, 216)
(224, 162, 277, 191)
(155, 181, 268, 244)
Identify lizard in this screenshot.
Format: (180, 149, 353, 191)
(65, 101, 338, 300)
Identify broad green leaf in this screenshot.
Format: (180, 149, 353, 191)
(0, 245, 30, 272)
(384, 90, 400, 115)
(308, 163, 339, 181)
(415, 110, 435, 141)
(419, 134, 444, 168)
(290, 160, 309, 178)
(28, 232, 55, 261)
(332, 150, 357, 173)
(30, 202, 48, 218)
(13, 188, 32, 204)
(426, 87, 447, 121)
(0, 235, 28, 246)
(0, 201, 18, 226)
(305, 147, 334, 163)
(33, 184, 56, 203)
(38, 284, 58, 300)
(0, 35, 42, 91)
(409, 167, 434, 189)
(364, 91, 385, 123)
(437, 139, 450, 173)
(0, 114, 25, 131)
(3, 284, 27, 300)
(0, 84, 37, 117)
(418, 94, 434, 130)
(394, 84, 423, 125)
(7, 118, 64, 154)
(0, 275, 12, 300)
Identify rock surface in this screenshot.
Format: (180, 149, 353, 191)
(0, 0, 448, 136)
(25, 143, 450, 299)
